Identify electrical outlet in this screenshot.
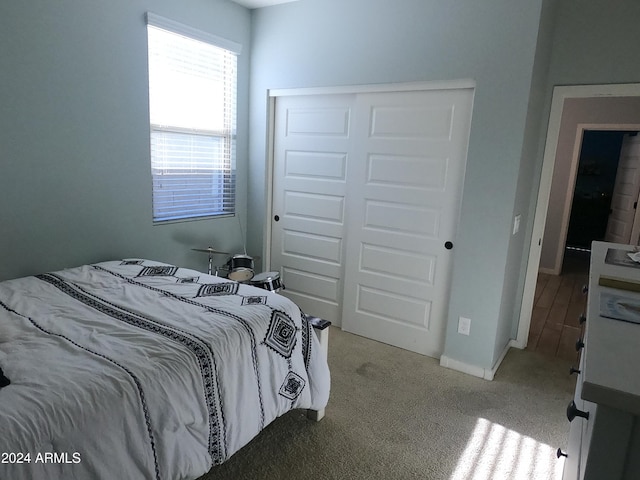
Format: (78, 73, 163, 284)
(458, 316, 471, 336)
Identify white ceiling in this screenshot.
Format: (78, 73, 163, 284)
(230, 0, 299, 9)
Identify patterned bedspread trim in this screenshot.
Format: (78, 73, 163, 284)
(35, 272, 227, 464)
(93, 264, 271, 434)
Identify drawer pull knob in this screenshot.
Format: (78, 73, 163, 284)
(578, 314, 586, 325)
(575, 339, 585, 351)
(556, 448, 568, 458)
(567, 400, 589, 422)
(569, 366, 581, 375)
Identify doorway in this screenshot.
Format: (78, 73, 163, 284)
(516, 83, 640, 349)
(543, 123, 640, 276)
(527, 132, 631, 358)
(563, 130, 628, 269)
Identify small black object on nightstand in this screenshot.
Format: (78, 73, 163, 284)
(303, 314, 331, 330)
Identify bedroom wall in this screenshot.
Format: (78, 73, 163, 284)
(500, 0, 560, 352)
(0, 0, 251, 282)
(546, 0, 640, 87)
(247, 0, 547, 370)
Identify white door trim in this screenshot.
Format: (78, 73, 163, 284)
(264, 80, 477, 271)
(263, 95, 277, 272)
(268, 79, 475, 98)
(515, 83, 640, 349)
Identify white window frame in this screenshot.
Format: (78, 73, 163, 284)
(146, 13, 241, 224)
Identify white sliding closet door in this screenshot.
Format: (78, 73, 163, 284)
(270, 94, 353, 324)
(271, 84, 473, 357)
(341, 89, 473, 357)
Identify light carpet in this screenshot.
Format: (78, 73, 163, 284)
(200, 327, 576, 480)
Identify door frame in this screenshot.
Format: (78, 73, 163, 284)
(262, 79, 476, 271)
(516, 83, 640, 348)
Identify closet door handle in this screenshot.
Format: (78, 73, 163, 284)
(444, 241, 453, 250)
(274, 215, 280, 222)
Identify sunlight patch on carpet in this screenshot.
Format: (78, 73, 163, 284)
(450, 418, 564, 480)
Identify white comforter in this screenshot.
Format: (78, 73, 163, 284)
(0, 260, 330, 480)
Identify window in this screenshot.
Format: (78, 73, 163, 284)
(146, 13, 240, 223)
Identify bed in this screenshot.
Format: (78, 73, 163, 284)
(0, 259, 330, 480)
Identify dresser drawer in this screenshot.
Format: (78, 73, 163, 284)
(562, 415, 582, 480)
(583, 404, 634, 480)
(577, 399, 596, 480)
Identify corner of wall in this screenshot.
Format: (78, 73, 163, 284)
(440, 340, 515, 381)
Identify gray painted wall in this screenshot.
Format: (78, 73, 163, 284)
(547, 0, 640, 86)
(248, 0, 546, 369)
(0, 0, 251, 282)
(503, 0, 560, 350)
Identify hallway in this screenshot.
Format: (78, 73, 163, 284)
(527, 251, 589, 363)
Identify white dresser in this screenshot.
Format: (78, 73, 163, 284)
(562, 241, 640, 480)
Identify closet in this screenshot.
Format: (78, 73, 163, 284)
(269, 83, 473, 357)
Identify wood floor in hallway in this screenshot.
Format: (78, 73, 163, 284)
(526, 252, 589, 364)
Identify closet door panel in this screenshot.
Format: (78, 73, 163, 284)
(342, 88, 473, 357)
(271, 94, 353, 325)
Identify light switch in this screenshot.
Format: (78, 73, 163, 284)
(513, 215, 521, 235)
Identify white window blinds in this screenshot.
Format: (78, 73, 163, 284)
(146, 13, 240, 223)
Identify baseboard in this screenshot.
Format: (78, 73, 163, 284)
(440, 355, 487, 379)
(489, 340, 516, 380)
(539, 267, 557, 275)
(440, 340, 516, 381)
(509, 336, 527, 350)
